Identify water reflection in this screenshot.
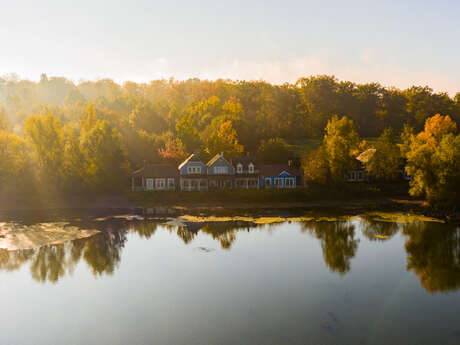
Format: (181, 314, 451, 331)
(402, 222, 460, 294)
(301, 221, 359, 275)
(360, 215, 399, 241)
(0, 213, 459, 294)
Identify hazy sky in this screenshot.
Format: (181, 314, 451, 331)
(1, 0, 459, 94)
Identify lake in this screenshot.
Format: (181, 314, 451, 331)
(0, 209, 459, 345)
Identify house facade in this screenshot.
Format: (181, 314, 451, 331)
(131, 164, 178, 191)
(232, 156, 259, 189)
(132, 153, 302, 192)
(207, 153, 235, 189)
(259, 165, 300, 188)
(178, 153, 208, 191)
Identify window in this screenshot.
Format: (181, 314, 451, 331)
(155, 178, 165, 189)
(249, 179, 258, 187)
(187, 166, 201, 174)
(237, 164, 243, 173)
(146, 178, 154, 191)
(358, 171, 364, 181)
(168, 178, 175, 188)
(214, 166, 228, 174)
(248, 163, 254, 173)
(275, 178, 283, 187)
(265, 178, 271, 187)
(347, 171, 355, 181)
(285, 178, 295, 188)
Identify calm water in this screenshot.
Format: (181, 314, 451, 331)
(0, 210, 459, 345)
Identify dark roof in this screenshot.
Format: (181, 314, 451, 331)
(259, 164, 301, 177)
(178, 153, 204, 170)
(231, 156, 258, 167)
(132, 164, 178, 178)
(206, 153, 230, 167)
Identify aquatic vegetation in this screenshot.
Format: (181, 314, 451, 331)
(364, 212, 444, 224)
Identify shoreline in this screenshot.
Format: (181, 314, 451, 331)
(1, 190, 457, 222)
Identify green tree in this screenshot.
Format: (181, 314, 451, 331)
(0, 130, 28, 184)
(301, 146, 329, 184)
(364, 128, 402, 180)
(24, 113, 64, 185)
(405, 114, 459, 204)
(203, 120, 244, 156)
(323, 115, 359, 182)
(80, 120, 129, 190)
(257, 137, 292, 164)
(175, 113, 200, 151)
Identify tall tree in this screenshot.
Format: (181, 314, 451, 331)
(203, 120, 244, 156)
(24, 113, 64, 186)
(405, 114, 459, 204)
(364, 128, 402, 180)
(323, 115, 360, 182)
(80, 120, 129, 190)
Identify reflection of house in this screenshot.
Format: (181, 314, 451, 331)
(207, 153, 235, 189)
(232, 156, 259, 189)
(259, 164, 300, 188)
(178, 153, 208, 191)
(131, 164, 178, 191)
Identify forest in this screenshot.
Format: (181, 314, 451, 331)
(0, 74, 459, 205)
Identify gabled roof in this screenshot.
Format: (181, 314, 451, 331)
(132, 164, 178, 177)
(231, 156, 258, 168)
(356, 148, 376, 164)
(260, 164, 301, 177)
(178, 153, 203, 170)
(206, 153, 231, 167)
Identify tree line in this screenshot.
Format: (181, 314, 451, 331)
(302, 113, 460, 206)
(0, 74, 459, 204)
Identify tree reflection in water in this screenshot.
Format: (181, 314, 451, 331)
(402, 222, 460, 294)
(0, 215, 459, 293)
(359, 215, 400, 241)
(0, 220, 129, 283)
(301, 221, 359, 275)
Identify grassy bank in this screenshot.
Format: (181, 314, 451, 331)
(129, 182, 411, 207)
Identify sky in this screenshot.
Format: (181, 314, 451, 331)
(1, 0, 459, 94)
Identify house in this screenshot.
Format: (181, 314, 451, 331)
(178, 153, 208, 191)
(345, 149, 373, 182)
(231, 156, 260, 189)
(259, 164, 301, 188)
(131, 164, 178, 191)
(206, 153, 235, 189)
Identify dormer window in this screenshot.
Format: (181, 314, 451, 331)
(187, 166, 201, 174)
(248, 163, 254, 173)
(237, 164, 243, 174)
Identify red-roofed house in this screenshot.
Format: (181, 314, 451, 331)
(131, 164, 178, 191)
